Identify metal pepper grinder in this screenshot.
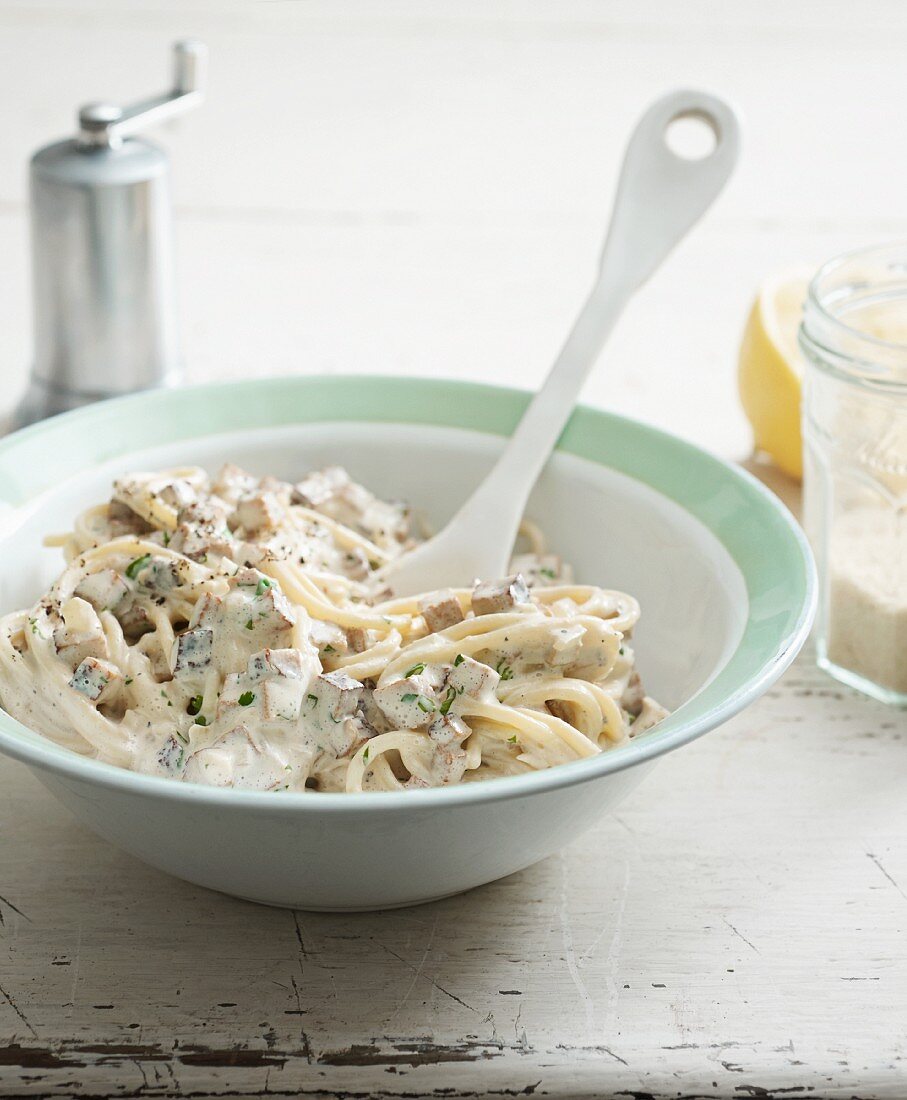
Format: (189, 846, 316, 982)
(13, 39, 207, 428)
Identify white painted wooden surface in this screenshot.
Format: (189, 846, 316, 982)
(1, 3, 906, 1097)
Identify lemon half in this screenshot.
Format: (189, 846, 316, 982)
(738, 270, 812, 480)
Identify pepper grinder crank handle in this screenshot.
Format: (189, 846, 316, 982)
(13, 39, 207, 428)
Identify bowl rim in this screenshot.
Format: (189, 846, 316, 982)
(0, 374, 816, 812)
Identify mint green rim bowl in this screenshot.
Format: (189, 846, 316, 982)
(0, 375, 816, 813)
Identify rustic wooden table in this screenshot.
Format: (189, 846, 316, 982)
(1, 3, 906, 1097)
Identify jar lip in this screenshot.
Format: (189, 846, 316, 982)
(806, 239, 907, 355)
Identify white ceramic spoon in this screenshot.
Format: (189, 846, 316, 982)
(383, 89, 741, 597)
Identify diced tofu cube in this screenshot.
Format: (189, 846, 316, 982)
(429, 713, 471, 747)
(183, 726, 290, 790)
(316, 671, 364, 721)
(117, 603, 154, 641)
(309, 618, 348, 655)
(292, 467, 348, 508)
(373, 676, 437, 730)
(190, 593, 222, 630)
(247, 647, 305, 683)
(54, 597, 107, 667)
(159, 479, 198, 511)
(346, 627, 374, 653)
(170, 628, 213, 676)
(548, 623, 587, 666)
(446, 655, 500, 700)
(471, 575, 531, 616)
(69, 657, 121, 703)
(233, 491, 284, 533)
(260, 677, 306, 721)
(211, 463, 259, 504)
(419, 589, 464, 633)
(133, 557, 191, 593)
(74, 569, 129, 612)
(246, 586, 296, 640)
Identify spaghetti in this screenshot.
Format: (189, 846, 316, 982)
(0, 464, 667, 792)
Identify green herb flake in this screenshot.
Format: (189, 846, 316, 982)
(187, 694, 203, 717)
(323, 644, 336, 654)
(238, 691, 255, 707)
(255, 577, 272, 595)
(439, 686, 457, 716)
(453, 653, 465, 666)
(401, 692, 418, 703)
(245, 619, 254, 630)
(125, 553, 152, 581)
(416, 697, 435, 714)
(176, 748, 185, 768)
(363, 746, 370, 762)
(539, 567, 556, 579)
(162, 531, 171, 547)
(405, 662, 426, 678)
(507, 735, 518, 743)
(195, 716, 208, 727)
(124, 677, 133, 686)
(28, 617, 37, 635)
(619, 647, 625, 655)
(307, 693, 318, 708)
(495, 659, 514, 681)
(174, 729, 188, 745)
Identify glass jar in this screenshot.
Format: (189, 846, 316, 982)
(800, 243, 907, 706)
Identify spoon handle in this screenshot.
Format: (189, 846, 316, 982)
(453, 91, 739, 564)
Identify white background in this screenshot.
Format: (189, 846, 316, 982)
(3, 0, 907, 460)
(1, 5, 906, 1097)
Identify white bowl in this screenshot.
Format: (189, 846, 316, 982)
(0, 377, 815, 909)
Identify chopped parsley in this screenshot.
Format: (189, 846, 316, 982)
(495, 658, 514, 681)
(619, 647, 625, 656)
(195, 716, 208, 727)
(363, 746, 370, 762)
(404, 663, 426, 678)
(307, 693, 318, 708)
(255, 577, 272, 596)
(402, 691, 435, 713)
(187, 695, 203, 716)
(124, 677, 133, 686)
(539, 567, 556, 579)
(453, 653, 465, 667)
(238, 691, 255, 707)
(439, 686, 457, 716)
(28, 617, 37, 635)
(125, 553, 151, 580)
(507, 735, 518, 743)
(245, 619, 254, 630)
(323, 644, 336, 654)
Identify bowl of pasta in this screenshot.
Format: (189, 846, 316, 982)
(0, 376, 814, 909)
